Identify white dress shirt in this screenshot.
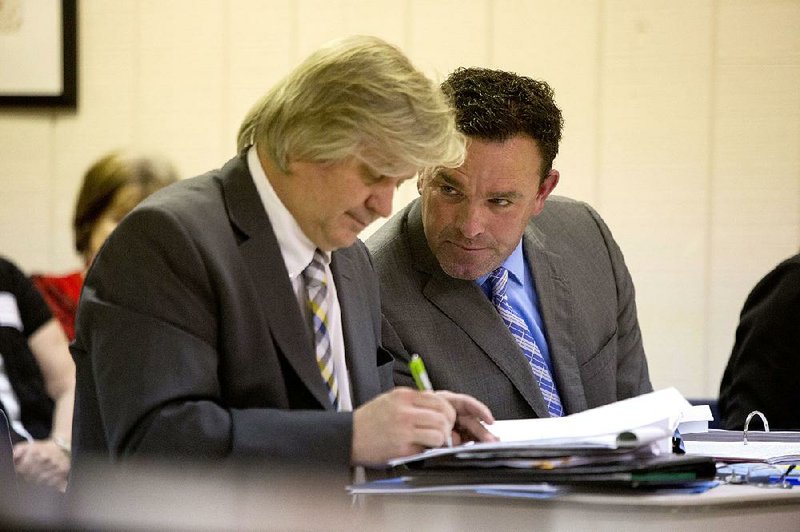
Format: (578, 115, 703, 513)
(247, 146, 353, 412)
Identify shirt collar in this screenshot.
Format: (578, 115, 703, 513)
(476, 241, 525, 288)
(247, 146, 329, 278)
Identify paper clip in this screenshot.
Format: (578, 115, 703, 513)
(743, 410, 770, 445)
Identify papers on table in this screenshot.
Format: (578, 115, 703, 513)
(353, 388, 715, 495)
(484, 387, 689, 442)
(388, 387, 691, 467)
(348, 477, 563, 496)
(677, 405, 714, 434)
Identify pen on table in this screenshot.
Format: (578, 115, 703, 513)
(409, 353, 453, 448)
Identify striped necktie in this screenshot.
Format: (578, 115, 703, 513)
(302, 249, 339, 409)
(485, 266, 563, 417)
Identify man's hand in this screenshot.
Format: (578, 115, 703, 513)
(351, 387, 457, 466)
(434, 390, 498, 445)
(13, 439, 70, 492)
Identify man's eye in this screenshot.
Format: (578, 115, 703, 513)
(440, 185, 459, 195)
(491, 198, 511, 207)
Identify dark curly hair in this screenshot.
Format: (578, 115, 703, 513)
(441, 67, 563, 178)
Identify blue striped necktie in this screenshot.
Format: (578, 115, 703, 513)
(302, 249, 339, 409)
(485, 267, 563, 417)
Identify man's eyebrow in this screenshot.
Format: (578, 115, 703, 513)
(433, 169, 524, 200)
(431, 169, 459, 185)
(488, 190, 524, 200)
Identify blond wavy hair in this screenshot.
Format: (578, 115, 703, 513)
(237, 35, 465, 176)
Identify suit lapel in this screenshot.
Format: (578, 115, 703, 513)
(406, 201, 549, 416)
(524, 223, 587, 414)
(220, 154, 333, 410)
(330, 249, 378, 406)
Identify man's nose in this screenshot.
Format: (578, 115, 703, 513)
(456, 203, 484, 239)
(366, 180, 394, 218)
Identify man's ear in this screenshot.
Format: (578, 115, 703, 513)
(532, 169, 559, 216)
(417, 172, 428, 195)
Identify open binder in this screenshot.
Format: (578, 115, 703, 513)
(684, 431, 800, 465)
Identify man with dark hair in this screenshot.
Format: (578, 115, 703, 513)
(368, 67, 652, 420)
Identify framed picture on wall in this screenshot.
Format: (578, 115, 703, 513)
(0, 0, 77, 108)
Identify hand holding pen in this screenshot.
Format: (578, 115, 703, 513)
(409, 353, 497, 448)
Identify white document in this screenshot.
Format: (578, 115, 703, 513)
(677, 405, 713, 434)
(485, 387, 690, 443)
(348, 477, 562, 495)
(387, 387, 691, 467)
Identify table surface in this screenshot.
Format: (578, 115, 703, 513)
(360, 483, 800, 531)
(4, 462, 800, 531)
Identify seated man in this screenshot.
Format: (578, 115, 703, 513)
(70, 36, 494, 478)
(718, 252, 800, 430)
(368, 67, 652, 420)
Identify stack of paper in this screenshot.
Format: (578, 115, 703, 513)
(481, 386, 689, 447)
(677, 405, 714, 434)
(351, 388, 716, 494)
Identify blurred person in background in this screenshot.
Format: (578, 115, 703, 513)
(719, 252, 800, 430)
(1, 256, 74, 492)
(32, 151, 179, 340)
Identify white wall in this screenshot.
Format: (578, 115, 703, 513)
(1, 0, 798, 398)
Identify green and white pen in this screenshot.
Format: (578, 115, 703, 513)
(409, 353, 453, 448)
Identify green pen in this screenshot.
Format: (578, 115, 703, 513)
(409, 353, 453, 448)
(409, 353, 433, 392)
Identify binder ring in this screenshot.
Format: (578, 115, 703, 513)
(743, 410, 770, 445)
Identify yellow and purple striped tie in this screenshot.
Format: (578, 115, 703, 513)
(302, 249, 339, 409)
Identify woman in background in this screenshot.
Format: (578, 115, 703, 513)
(32, 151, 179, 340)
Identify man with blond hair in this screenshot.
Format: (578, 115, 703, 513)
(71, 36, 494, 475)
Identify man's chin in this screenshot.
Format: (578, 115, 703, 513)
(438, 259, 489, 281)
(330, 231, 359, 251)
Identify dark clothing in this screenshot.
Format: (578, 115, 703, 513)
(0, 257, 55, 442)
(367, 198, 652, 421)
(719, 253, 800, 430)
(71, 153, 393, 468)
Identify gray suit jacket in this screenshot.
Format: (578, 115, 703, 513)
(71, 153, 393, 466)
(367, 197, 651, 420)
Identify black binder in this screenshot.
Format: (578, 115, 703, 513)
(398, 453, 717, 489)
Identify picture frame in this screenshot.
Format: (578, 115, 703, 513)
(0, 0, 77, 108)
